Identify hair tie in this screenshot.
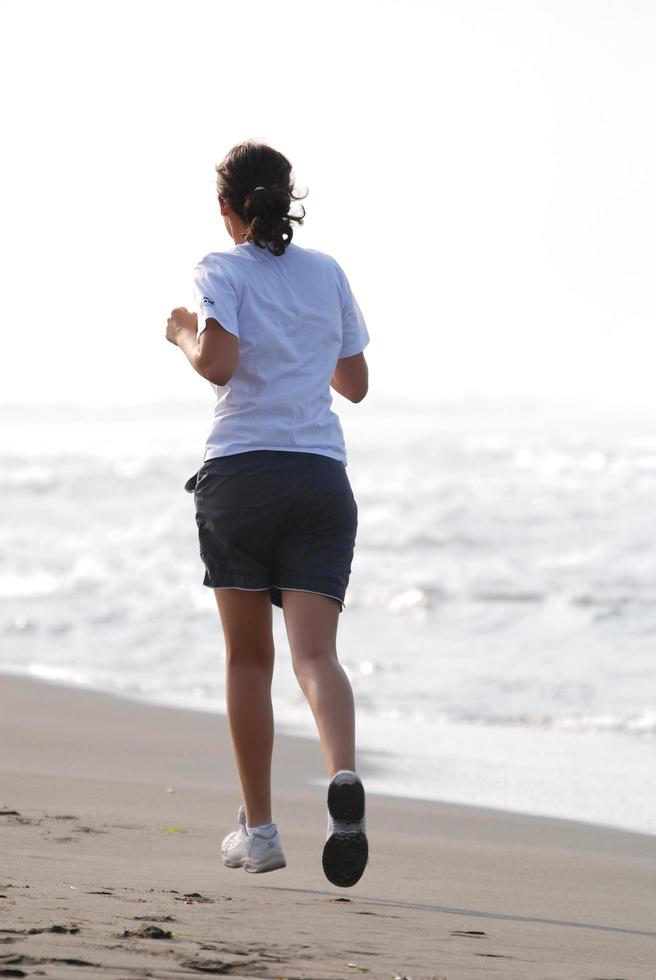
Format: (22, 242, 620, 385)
(253, 185, 266, 191)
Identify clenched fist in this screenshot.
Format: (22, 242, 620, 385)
(166, 308, 198, 346)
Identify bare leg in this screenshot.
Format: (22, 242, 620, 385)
(213, 588, 275, 828)
(281, 590, 356, 776)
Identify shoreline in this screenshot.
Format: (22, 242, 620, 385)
(4, 666, 654, 840)
(2, 672, 656, 977)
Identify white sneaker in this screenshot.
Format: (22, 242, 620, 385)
(322, 770, 368, 887)
(220, 804, 287, 874)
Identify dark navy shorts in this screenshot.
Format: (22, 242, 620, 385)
(184, 450, 358, 612)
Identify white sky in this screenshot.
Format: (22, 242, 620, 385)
(1, 0, 654, 408)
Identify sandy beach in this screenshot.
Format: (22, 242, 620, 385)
(1, 673, 655, 979)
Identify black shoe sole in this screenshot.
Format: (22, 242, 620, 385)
(322, 774, 368, 888)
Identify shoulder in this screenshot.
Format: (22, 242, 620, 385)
(293, 244, 340, 268)
(303, 246, 349, 281)
(193, 251, 244, 293)
(194, 249, 243, 273)
(288, 245, 347, 288)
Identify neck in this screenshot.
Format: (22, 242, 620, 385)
(230, 220, 250, 246)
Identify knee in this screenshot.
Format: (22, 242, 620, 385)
(225, 643, 274, 671)
(292, 646, 338, 682)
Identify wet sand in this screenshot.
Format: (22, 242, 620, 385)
(1, 672, 655, 979)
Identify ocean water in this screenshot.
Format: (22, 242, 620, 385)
(1, 394, 655, 835)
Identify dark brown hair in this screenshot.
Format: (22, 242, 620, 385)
(215, 140, 308, 257)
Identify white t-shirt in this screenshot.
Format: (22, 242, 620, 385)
(192, 241, 370, 467)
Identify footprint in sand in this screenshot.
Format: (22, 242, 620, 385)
(0, 810, 41, 827)
(119, 924, 173, 940)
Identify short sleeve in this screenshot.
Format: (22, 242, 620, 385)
(334, 261, 370, 359)
(192, 258, 240, 340)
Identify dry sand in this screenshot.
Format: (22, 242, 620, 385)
(1, 672, 655, 979)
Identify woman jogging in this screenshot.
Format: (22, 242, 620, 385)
(165, 140, 370, 888)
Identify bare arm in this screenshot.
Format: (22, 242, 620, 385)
(331, 351, 369, 403)
(166, 308, 239, 386)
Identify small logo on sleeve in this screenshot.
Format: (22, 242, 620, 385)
(201, 296, 215, 307)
